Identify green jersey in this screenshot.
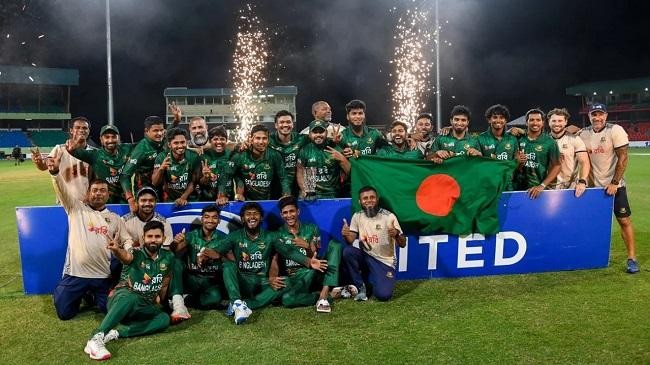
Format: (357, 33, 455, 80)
(339, 126, 386, 156)
(154, 149, 201, 202)
(515, 133, 560, 189)
(214, 228, 308, 276)
(199, 149, 234, 200)
(476, 129, 519, 191)
(117, 248, 176, 302)
(431, 133, 480, 156)
(231, 148, 290, 200)
(297, 142, 345, 198)
(183, 229, 227, 275)
(276, 223, 321, 276)
(71, 144, 134, 203)
(120, 137, 165, 196)
(376, 144, 424, 160)
(268, 132, 308, 184)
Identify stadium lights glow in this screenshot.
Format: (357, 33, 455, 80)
(593, 92, 597, 95)
(645, 87, 649, 92)
(609, 90, 613, 94)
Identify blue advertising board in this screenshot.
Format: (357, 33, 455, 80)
(16, 189, 613, 295)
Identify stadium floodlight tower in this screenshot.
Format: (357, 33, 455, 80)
(106, 0, 114, 125)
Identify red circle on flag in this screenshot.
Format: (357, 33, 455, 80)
(415, 174, 461, 216)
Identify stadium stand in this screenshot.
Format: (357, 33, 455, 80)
(0, 131, 31, 147)
(30, 130, 68, 147)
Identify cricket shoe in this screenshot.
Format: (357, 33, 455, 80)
(170, 294, 191, 324)
(315, 299, 331, 313)
(331, 285, 358, 299)
(224, 302, 235, 317)
(627, 259, 640, 274)
(84, 332, 111, 361)
(103, 329, 119, 344)
(233, 300, 252, 325)
(354, 285, 368, 302)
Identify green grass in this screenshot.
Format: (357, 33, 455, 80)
(1, 150, 649, 364)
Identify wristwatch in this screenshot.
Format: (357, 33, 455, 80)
(610, 179, 619, 185)
(577, 179, 587, 185)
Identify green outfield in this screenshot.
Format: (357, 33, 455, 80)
(0, 150, 648, 364)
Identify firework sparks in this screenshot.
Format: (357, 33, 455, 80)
(231, 4, 268, 142)
(390, 7, 434, 131)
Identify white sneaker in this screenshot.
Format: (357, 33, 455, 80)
(346, 285, 359, 297)
(171, 294, 191, 324)
(84, 333, 111, 361)
(332, 286, 351, 299)
(233, 299, 252, 325)
(316, 299, 331, 313)
(103, 329, 119, 344)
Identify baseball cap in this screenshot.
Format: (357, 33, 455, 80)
(100, 125, 120, 136)
(136, 186, 158, 200)
(588, 103, 607, 114)
(309, 120, 327, 132)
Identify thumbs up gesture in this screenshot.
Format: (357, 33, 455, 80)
(387, 220, 400, 238)
(341, 218, 350, 237)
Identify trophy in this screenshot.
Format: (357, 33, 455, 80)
(303, 166, 317, 201)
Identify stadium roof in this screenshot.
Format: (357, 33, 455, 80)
(566, 77, 650, 96)
(164, 86, 298, 97)
(0, 65, 79, 86)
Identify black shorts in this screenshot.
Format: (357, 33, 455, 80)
(614, 187, 632, 218)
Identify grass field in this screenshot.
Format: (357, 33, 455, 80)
(0, 151, 649, 364)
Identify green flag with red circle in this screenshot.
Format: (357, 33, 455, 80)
(350, 156, 516, 235)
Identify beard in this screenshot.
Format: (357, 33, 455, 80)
(363, 205, 379, 218)
(192, 132, 208, 146)
(145, 243, 160, 255)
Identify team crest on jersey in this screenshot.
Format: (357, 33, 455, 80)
(535, 145, 543, 152)
(140, 262, 146, 269)
(159, 263, 167, 271)
(263, 163, 271, 170)
(367, 137, 373, 144)
(504, 143, 512, 150)
(104, 217, 111, 224)
(375, 224, 381, 230)
(600, 137, 606, 143)
(258, 243, 266, 250)
(464, 143, 470, 150)
(562, 144, 568, 149)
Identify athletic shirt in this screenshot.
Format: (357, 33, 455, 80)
(515, 133, 560, 189)
(199, 149, 234, 200)
(215, 229, 308, 276)
(154, 149, 201, 201)
(579, 123, 629, 188)
(276, 223, 321, 276)
(49, 144, 92, 203)
(551, 133, 587, 189)
(476, 129, 519, 191)
(376, 144, 424, 160)
(297, 142, 345, 198)
(230, 148, 290, 200)
(71, 144, 133, 203)
(121, 212, 174, 249)
(431, 133, 481, 156)
(120, 136, 165, 197)
(182, 229, 227, 275)
(116, 248, 176, 302)
(268, 131, 309, 183)
(338, 126, 386, 156)
(349, 208, 403, 269)
(52, 173, 133, 279)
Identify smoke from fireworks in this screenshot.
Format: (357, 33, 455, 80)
(389, 7, 433, 131)
(232, 4, 268, 142)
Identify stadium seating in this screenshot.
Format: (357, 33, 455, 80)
(622, 121, 650, 141)
(30, 130, 68, 147)
(0, 131, 31, 147)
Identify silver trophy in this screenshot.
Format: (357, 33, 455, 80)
(304, 166, 317, 201)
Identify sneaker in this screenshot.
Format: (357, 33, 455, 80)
(170, 294, 191, 324)
(346, 285, 359, 297)
(316, 299, 331, 313)
(84, 333, 111, 361)
(233, 300, 252, 325)
(331, 286, 348, 299)
(103, 329, 119, 344)
(626, 259, 640, 274)
(354, 285, 368, 302)
(224, 302, 235, 317)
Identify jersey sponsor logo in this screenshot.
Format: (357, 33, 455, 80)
(360, 146, 372, 155)
(87, 222, 109, 235)
(591, 146, 606, 154)
(496, 152, 509, 160)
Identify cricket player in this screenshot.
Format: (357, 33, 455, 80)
(476, 104, 521, 190)
(547, 108, 590, 197)
(198, 126, 235, 204)
(152, 127, 201, 206)
(377, 121, 424, 159)
(428, 105, 482, 163)
(269, 110, 309, 196)
(84, 221, 177, 361)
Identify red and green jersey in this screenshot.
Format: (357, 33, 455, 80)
(154, 149, 201, 201)
(117, 248, 176, 302)
(515, 133, 560, 189)
(199, 149, 234, 200)
(214, 228, 308, 276)
(431, 133, 480, 156)
(183, 229, 227, 275)
(71, 144, 134, 203)
(275, 223, 321, 276)
(338, 126, 386, 156)
(376, 144, 424, 160)
(231, 149, 290, 200)
(297, 142, 345, 198)
(120, 137, 165, 196)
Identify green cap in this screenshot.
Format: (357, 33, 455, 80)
(100, 124, 120, 136)
(308, 120, 327, 132)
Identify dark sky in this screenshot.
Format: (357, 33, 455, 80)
(1, 0, 649, 138)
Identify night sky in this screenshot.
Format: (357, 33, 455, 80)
(1, 0, 649, 139)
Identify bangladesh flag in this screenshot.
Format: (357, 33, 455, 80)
(350, 156, 516, 235)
